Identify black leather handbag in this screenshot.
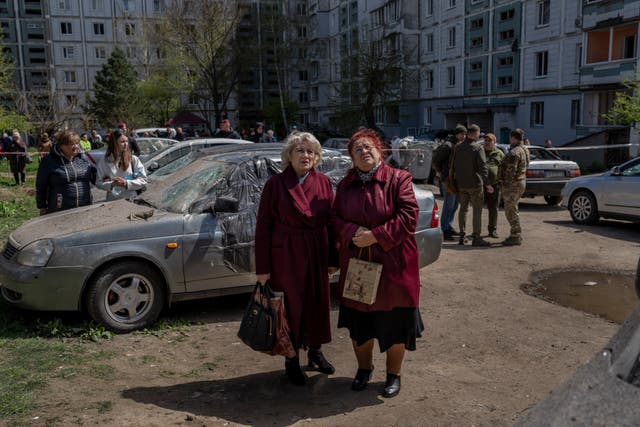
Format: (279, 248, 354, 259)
(238, 282, 276, 351)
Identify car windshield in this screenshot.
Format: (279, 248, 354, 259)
(529, 147, 560, 161)
(139, 159, 232, 213)
(149, 151, 202, 179)
(137, 139, 172, 155)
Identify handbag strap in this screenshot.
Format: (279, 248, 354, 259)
(356, 247, 373, 262)
(254, 281, 274, 309)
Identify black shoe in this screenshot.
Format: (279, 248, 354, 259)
(443, 231, 455, 241)
(382, 373, 401, 398)
(351, 367, 373, 391)
(307, 349, 335, 375)
(488, 230, 499, 238)
(472, 237, 490, 247)
(458, 236, 465, 245)
(285, 357, 307, 386)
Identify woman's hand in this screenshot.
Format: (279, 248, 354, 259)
(352, 227, 377, 247)
(111, 176, 127, 188)
(256, 273, 270, 285)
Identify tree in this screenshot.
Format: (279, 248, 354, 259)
(138, 72, 181, 127)
(85, 47, 142, 128)
(0, 37, 31, 133)
(601, 74, 640, 126)
(264, 98, 299, 138)
(149, 0, 250, 133)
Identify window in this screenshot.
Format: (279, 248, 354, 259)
(426, 33, 433, 53)
(298, 70, 308, 81)
(570, 100, 581, 128)
(587, 24, 637, 63)
(500, 9, 515, 21)
(60, 22, 72, 35)
(470, 61, 482, 71)
(92, 0, 104, 10)
(470, 18, 484, 30)
(447, 66, 455, 86)
(448, 27, 456, 48)
(153, 0, 163, 12)
(448, 0, 456, 8)
(622, 35, 636, 59)
(93, 23, 104, 35)
(537, 0, 550, 26)
(470, 79, 482, 89)
(123, 0, 135, 12)
(425, 69, 433, 89)
(374, 107, 383, 123)
(425, 0, 433, 16)
(62, 46, 74, 59)
(58, 0, 71, 10)
(424, 107, 432, 126)
(471, 36, 483, 48)
(66, 95, 77, 106)
(299, 91, 308, 103)
(535, 51, 548, 76)
(125, 23, 135, 36)
(499, 29, 514, 41)
(95, 47, 107, 59)
(499, 56, 513, 67)
(498, 76, 513, 86)
(297, 3, 306, 15)
(298, 26, 307, 38)
(575, 43, 582, 71)
(311, 86, 318, 101)
(531, 102, 544, 126)
(126, 46, 137, 59)
(64, 70, 77, 83)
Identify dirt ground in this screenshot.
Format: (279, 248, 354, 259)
(23, 192, 640, 426)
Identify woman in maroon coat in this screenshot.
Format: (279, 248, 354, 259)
(255, 131, 337, 386)
(332, 128, 423, 398)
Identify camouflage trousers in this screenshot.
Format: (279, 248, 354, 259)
(503, 181, 526, 238)
(457, 186, 484, 238)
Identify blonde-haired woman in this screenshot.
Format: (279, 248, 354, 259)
(255, 131, 338, 386)
(96, 129, 147, 200)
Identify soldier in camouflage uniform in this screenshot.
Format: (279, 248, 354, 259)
(498, 128, 530, 246)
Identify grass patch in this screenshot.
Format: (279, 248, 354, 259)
(0, 151, 39, 242)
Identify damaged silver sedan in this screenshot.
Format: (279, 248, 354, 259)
(0, 145, 442, 332)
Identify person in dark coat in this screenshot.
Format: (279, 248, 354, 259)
(255, 131, 337, 386)
(36, 130, 96, 215)
(332, 128, 423, 398)
(213, 119, 241, 139)
(8, 131, 27, 185)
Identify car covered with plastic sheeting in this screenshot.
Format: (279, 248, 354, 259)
(0, 145, 441, 332)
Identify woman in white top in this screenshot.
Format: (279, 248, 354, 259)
(96, 129, 147, 200)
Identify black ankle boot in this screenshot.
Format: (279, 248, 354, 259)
(285, 357, 307, 386)
(351, 367, 373, 391)
(307, 349, 335, 375)
(382, 373, 401, 398)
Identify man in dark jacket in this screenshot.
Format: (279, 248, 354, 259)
(451, 124, 493, 246)
(432, 126, 465, 241)
(250, 122, 270, 143)
(213, 119, 241, 139)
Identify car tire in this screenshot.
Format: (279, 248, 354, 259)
(544, 195, 562, 205)
(86, 261, 165, 333)
(569, 190, 599, 225)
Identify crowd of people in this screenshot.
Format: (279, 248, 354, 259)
(432, 124, 530, 246)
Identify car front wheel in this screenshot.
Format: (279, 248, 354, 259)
(569, 190, 599, 225)
(86, 261, 165, 333)
(544, 195, 562, 205)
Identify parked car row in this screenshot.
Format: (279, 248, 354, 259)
(0, 144, 442, 332)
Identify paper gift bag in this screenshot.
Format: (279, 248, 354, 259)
(342, 249, 383, 305)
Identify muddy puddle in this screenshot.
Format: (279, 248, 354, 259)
(523, 270, 638, 324)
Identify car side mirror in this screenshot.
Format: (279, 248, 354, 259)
(213, 196, 239, 213)
(611, 166, 621, 176)
(147, 161, 159, 171)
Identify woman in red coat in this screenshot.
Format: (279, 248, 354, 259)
(255, 131, 337, 385)
(332, 128, 423, 398)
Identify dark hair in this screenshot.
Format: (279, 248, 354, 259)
(347, 128, 386, 160)
(510, 128, 524, 141)
(106, 129, 132, 171)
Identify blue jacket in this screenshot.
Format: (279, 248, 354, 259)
(36, 145, 97, 213)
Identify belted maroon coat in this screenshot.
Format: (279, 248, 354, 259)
(332, 163, 420, 312)
(255, 165, 335, 348)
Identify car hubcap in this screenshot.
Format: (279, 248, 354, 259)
(572, 195, 592, 221)
(104, 274, 154, 324)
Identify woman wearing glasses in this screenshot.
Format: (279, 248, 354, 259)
(332, 128, 423, 398)
(255, 131, 337, 386)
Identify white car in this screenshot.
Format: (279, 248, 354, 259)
(561, 156, 640, 224)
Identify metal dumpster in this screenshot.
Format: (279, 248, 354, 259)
(396, 137, 436, 182)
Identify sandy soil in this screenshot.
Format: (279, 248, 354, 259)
(23, 193, 639, 426)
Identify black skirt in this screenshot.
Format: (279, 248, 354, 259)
(337, 305, 424, 352)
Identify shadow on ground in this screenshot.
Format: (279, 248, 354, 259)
(545, 219, 640, 244)
(122, 371, 384, 426)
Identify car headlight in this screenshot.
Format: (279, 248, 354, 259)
(17, 239, 53, 267)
